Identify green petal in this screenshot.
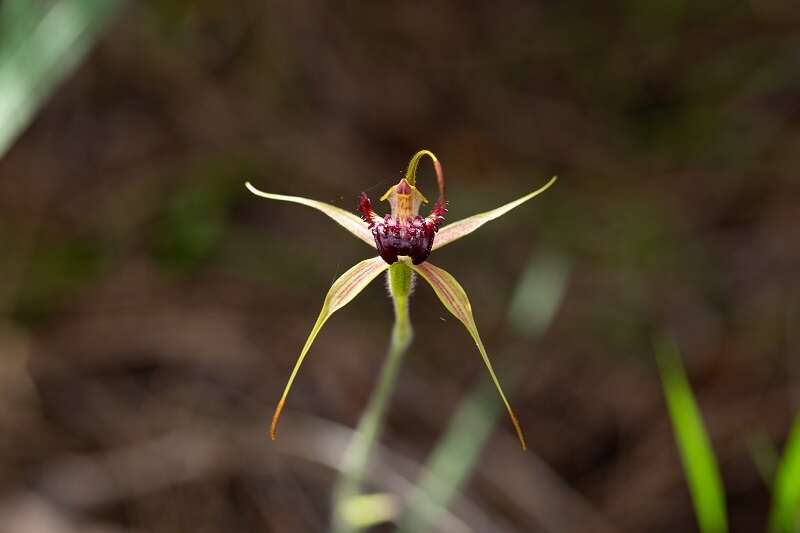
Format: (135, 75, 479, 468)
(408, 259, 527, 450)
(270, 256, 390, 439)
(432, 176, 557, 251)
(245, 182, 375, 247)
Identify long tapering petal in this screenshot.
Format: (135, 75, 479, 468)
(432, 176, 557, 251)
(271, 256, 390, 439)
(245, 182, 375, 247)
(408, 260, 527, 449)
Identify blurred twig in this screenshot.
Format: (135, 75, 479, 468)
(481, 434, 621, 533)
(36, 414, 501, 533)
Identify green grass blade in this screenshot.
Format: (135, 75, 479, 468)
(656, 337, 728, 533)
(395, 379, 504, 533)
(768, 414, 800, 533)
(0, 0, 123, 158)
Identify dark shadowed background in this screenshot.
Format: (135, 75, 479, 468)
(1, 1, 799, 532)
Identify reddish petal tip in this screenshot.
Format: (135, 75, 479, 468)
(359, 193, 377, 226)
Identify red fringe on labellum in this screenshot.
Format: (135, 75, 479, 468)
(357, 193, 447, 265)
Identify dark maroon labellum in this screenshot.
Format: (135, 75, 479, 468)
(359, 193, 446, 265)
(372, 213, 435, 264)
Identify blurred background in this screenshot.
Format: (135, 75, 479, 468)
(1, 1, 799, 531)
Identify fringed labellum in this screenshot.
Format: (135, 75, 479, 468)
(358, 179, 446, 265)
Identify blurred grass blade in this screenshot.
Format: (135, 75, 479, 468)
(397, 380, 503, 533)
(0, 0, 40, 54)
(0, 0, 123, 158)
(768, 414, 800, 533)
(398, 251, 568, 533)
(507, 250, 570, 338)
(656, 337, 728, 533)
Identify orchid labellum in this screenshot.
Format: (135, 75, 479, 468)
(246, 150, 557, 450)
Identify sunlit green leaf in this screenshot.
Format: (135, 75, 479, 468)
(768, 414, 800, 533)
(656, 337, 728, 533)
(245, 182, 375, 247)
(270, 256, 390, 439)
(432, 176, 557, 251)
(408, 259, 526, 449)
(0, 0, 122, 157)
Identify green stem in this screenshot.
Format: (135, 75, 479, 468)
(331, 261, 414, 532)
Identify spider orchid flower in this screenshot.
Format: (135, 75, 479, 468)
(246, 150, 557, 450)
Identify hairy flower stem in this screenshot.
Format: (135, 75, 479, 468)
(331, 261, 414, 532)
